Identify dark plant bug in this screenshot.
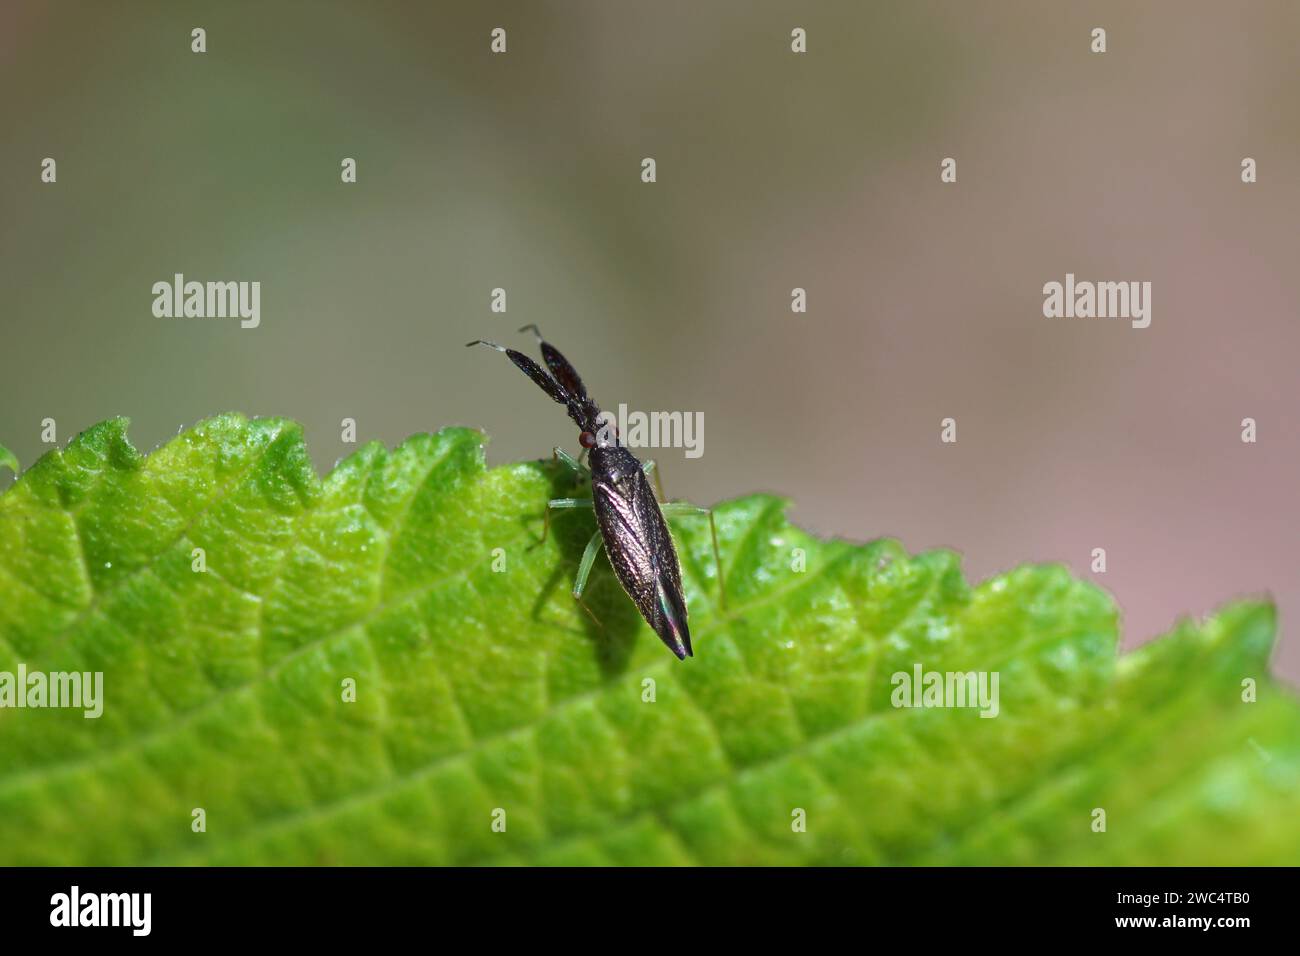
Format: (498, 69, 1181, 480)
(467, 325, 724, 660)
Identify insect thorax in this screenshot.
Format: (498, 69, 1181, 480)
(588, 444, 643, 484)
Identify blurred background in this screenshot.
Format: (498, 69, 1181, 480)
(1, 1, 1296, 681)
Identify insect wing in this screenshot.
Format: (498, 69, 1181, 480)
(591, 470, 692, 658)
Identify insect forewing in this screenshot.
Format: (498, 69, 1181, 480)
(591, 464, 691, 659)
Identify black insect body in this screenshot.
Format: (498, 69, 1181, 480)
(467, 326, 722, 659)
(588, 441, 692, 656)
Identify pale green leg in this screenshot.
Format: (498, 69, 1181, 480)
(535, 480, 603, 625)
(537, 496, 592, 547)
(572, 531, 605, 627)
(553, 446, 587, 475)
(660, 501, 727, 608)
(573, 531, 603, 599)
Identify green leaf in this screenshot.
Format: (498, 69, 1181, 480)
(0, 443, 16, 477)
(0, 415, 1296, 865)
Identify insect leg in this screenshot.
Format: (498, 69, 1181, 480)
(572, 530, 605, 628)
(659, 502, 727, 609)
(553, 446, 588, 476)
(535, 497, 592, 548)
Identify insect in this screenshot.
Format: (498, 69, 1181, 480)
(467, 325, 724, 659)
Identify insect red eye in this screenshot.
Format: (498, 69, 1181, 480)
(579, 431, 596, 449)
